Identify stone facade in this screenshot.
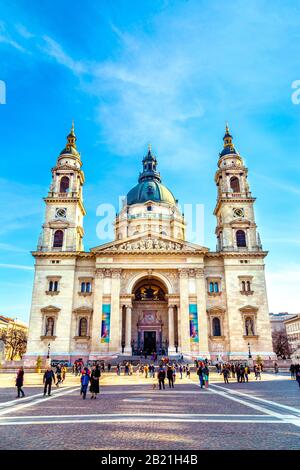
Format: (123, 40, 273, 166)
(24, 125, 275, 365)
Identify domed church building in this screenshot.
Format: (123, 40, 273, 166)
(24, 124, 275, 364)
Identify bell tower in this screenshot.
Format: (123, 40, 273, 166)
(214, 125, 262, 252)
(37, 123, 86, 252)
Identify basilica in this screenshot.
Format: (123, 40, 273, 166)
(24, 124, 275, 365)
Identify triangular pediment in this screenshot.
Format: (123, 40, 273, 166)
(91, 232, 208, 254)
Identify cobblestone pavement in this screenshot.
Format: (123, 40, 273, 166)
(0, 370, 299, 450)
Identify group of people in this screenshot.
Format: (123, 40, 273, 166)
(196, 361, 210, 388)
(79, 364, 101, 399)
(214, 362, 263, 384)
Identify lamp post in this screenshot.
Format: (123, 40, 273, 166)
(248, 342, 252, 359)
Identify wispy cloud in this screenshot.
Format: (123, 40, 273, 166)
(0, 263, 34, 271)
(0, 21, 27, 52)
(41, 36, 88, 75)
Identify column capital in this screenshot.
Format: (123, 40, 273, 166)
(178, 268, 189, 279)
(111, 268, 122, 279)
(95, 268, 105, 279)
(195, 268, 204, 279)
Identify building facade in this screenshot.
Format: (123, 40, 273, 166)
(24, 124, 275, 365)
(0, 315, 28, 361)
(284, 314, 300, 361)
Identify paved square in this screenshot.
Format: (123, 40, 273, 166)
(0, 370, 299, 450)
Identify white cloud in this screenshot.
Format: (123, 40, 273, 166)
(0, 263, 34, 271)
(41, 36, 88, 75)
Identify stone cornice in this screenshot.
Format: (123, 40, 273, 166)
(205, 251, 268, 259)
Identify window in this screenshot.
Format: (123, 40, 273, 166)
(53, 230, 64, 248)
(236, 230, 246, 247)
(59, 176, 69, 193)
(80, 282, 91, 293)
(49, 280, 58, 292)
(208, 280, 220, 293)
(45, 317, 54, 336)
(245, 316, 255, 336)
(230, 176, 240, 193)
(147, 205, 152, 211)
(212, 317, 221, 336)
(79, 318, 88, 337)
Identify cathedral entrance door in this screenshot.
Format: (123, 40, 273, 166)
(144, 331, 156, 353)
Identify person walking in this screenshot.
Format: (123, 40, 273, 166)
(244, 365, 250, 382)
(16, 367, 25, 398)
(274, 362, 279, 374)
(222, 365, 230, 384)
(203, 365, 209, 389)
(290, 364, 295, 379)
(255, 364, 262, 380)
(81, 371, 90, 399)
(55, 364, 62, 387)
(62, 365, 67, 383)
(236, 365, 241, 383)
(90, 364, 101, 399)
(179, 364, 183, 379)
(240, 365, 245, 383)
(186, 365, 191, 379)
(158, 367, 166, 390)
(108, 363, 111, 372)
(231, 363, 236, 379)
(296, 369, 300, 389)
(197, 363, 204, 388)
(43, 366, 55, 397)
(167, 365, 174, 389)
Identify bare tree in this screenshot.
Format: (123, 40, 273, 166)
(0, 327, 27, 360)
(272, 331, 292, 359)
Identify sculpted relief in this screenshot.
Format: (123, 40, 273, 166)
(108, 238, 186, 252)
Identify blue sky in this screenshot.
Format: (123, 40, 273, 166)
(0, 0, 300, 321)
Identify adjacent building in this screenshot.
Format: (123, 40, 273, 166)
(24, 124, 275, 365)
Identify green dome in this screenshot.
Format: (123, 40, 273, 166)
(127, 180, 176, 205)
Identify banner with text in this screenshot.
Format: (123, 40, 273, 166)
(101, 304, 111, 343)
(189, 304, 199, 342)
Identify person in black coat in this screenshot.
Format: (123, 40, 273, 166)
(43, 366, 55, 396)
(90, 365, 101, 399)
(157, 367, 166, 390)
(16, 367, 25, 398)
(167, 366, 174, 389)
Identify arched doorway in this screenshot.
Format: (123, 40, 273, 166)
(131, 277, 169, 355)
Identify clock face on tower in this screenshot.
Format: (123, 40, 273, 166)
(55, 208, 67, 219)
(233, 208, 244, 218)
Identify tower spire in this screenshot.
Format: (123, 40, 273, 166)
(59, 122, 80, 158)
(219, 123, 238, 157)
(138, 144, 161, 183)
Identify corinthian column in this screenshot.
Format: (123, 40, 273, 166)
(168, 305, 176, 355)
(90, 269, 104, 357)
(124, 305, 132, 355)
(195, 268, 210, 359)
(179, 269, 190, 357)
(109, 269, 122, 353)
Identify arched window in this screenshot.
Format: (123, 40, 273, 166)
(212, 317, 221, 337)
(45, 317, 54, 336)
(247, 281, 251, 292)
(79, 318, 88, 337)
(53, 230, 64, 248)
(60, 176, 70, 193)
(230, 177, 240, 193)
(214, 282, 219, 293)
(86, 282, 91, 293)
(241, 281, 246, 292)
(236, 230, 246, 247)
(209, 282, 214, 293)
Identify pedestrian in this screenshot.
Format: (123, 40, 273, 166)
(244, 365, 250, 382)
(55, 364, 62, 387)
(290, 364, 295, 379)
(108, 363, 111, 372)
(90, 364, 101, 399)
(116, 363, 121, 376)
(222, 365, 230, 384)
(167, 366, 174, 389)
(231, 363, 236, 378)
(296, 370, 300, 389)
(236, 365, 241, 383)
(62, 365, 67, 383)
(158, 367, 166, 390)
(144, 364, 149, 378)
(172, 365, 176, 384)
(255, 364, 262, 380)
(16, 366, 25, 398)
(179, 364, 183, 379)
(43, 366, 55, 396)
(197, 363, 204, 388)
(81, 371, 90, 399)
(186, 365, 190, 379)
(274, 362, 279, 374)
(240, 365, 245, 383)
(203, 365, 209, 389)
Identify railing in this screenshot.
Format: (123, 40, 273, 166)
(47, 191, 80, 198)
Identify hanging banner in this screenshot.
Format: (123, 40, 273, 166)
(101, 304, 111, 343)
(189, 304, 199, 342)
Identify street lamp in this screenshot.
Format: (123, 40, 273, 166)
(248, 342, 252, 359)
